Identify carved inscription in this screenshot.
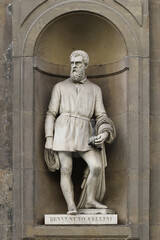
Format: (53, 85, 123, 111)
(45, 214, 118, 225)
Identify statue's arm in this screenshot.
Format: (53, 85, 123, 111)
(94, 87, 116, 145)
(45, 84, 60, 149)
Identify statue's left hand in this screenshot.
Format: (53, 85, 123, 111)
(94, 132, 109, 146)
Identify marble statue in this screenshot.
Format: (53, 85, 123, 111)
(44, 50, 116, 215)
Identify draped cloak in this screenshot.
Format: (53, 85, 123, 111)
(44, 78, 116, 208)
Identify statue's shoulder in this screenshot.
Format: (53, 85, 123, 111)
(87, 79, 101, 92)
(63, 78, 71, 84)
(53, 78, 70, 88)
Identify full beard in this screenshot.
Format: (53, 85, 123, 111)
(70, 70, 85, 83)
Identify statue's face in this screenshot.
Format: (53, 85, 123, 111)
(70, 55, 86, 82)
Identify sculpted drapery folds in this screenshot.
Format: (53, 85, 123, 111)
(45, 50, 116, 214)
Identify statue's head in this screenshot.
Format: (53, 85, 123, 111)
(70, 50, 89, 82)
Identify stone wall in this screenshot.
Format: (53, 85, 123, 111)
(149, 0, 160, 239)
(1, 0, 160, 239)
(0, 0, 13, 239)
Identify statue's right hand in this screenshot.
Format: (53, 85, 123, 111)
(45, 136, 53, 149)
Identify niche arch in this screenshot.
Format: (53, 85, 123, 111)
(33, 11, 128, 224)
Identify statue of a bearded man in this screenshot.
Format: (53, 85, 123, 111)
(45, 50, 116, 214)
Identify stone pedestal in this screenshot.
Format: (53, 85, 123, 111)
(45, 209, 118, 225)
(45, 214, 118, 225)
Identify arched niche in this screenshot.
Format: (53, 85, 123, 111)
(35, 12, 127, 65)
(33, 11, 128, 224)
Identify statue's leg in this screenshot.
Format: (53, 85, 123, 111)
(79, 150, 107, 209)
(58, 151, 77, 214)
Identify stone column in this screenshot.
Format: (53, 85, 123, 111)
(150, 0, 160, 239)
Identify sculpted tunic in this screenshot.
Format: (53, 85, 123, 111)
(45, 78, 114, 152)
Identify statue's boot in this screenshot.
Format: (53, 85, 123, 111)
(67, 208, 77, 215)
(85, 200, 107, 209)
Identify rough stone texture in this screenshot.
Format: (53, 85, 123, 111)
(0, 1, 13, 240)
(149, 1, 160, 240)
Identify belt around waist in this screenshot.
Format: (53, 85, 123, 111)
(61, 113, 90, 121)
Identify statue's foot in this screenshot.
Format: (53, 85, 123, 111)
(67, 208, 77, 215)
(85, 200, 108, 209)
